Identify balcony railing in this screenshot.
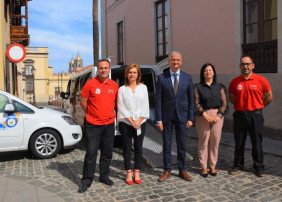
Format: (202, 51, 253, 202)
(242, 40, 277, 73)
(10, 15, 29, 46)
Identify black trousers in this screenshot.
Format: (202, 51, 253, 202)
(81, 122, 115, 185)
(119, 121, 146, 170)
(233, 109, 264, 169)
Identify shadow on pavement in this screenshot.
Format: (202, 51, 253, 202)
(0, 151, 35, 162)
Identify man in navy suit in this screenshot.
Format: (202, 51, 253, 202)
(156, 51, 194, 182)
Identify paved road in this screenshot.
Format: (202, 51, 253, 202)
(0, 128, 281, 202)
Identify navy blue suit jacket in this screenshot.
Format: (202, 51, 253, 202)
(155, 69, 195, 123)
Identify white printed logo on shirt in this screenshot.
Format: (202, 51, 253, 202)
(249, 84, 257, 90)
(237, 84, 242, 91)
(95, 88, 101, 94)
(107, 89, 114, 94)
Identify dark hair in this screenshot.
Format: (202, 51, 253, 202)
(98, 58, 110, 66)
(200, 63, 217, 84)
(240, 55, 254, 63)
(124, 63, 142, 86)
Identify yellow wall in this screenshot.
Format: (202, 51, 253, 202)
(18, 47, 49, 102)
(0, 0, 11, 90)
(48, 67, 73, 101)
(18, 47, 72, 103)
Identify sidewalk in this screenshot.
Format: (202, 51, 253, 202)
(187, 127, 282, 156)
(0, 127, 281, 202)
(0, 177, 63, 202)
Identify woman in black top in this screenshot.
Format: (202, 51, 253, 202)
(194, 63, 228, 177)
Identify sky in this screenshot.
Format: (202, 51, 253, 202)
(28, 0, 94, 73)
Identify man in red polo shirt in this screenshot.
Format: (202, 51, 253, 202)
(78, 59, 118, 193)
(228, 56, 273, 177)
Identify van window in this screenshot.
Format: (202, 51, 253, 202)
(66, 80, 71, 94)
(140, 69, 155, 94)
(111, 68, 125, 87)
(80, 72, 91, 91)
(74, 78, 80, 101)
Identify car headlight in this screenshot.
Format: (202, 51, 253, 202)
(61, 116, 79, 125)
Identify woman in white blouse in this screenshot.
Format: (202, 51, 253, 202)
(117, 63, 149, 185)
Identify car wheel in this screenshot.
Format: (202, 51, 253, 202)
(30, 129, 61, 159)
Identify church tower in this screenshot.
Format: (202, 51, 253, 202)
(69, 55, 75, 72)
(74, 50, 83, 68)
(68, 51, 83, 72)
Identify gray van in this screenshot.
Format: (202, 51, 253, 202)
(61, 65, 159, 134)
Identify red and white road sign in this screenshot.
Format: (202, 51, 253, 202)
(6, 43, 26, 63)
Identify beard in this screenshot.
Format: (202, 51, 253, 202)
(241, 68, 251, 75)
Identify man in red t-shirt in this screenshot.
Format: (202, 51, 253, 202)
(228, 56, 273, 177)
(78, 59, 118, 193)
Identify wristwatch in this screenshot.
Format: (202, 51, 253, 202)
(217, 113, 223, 118)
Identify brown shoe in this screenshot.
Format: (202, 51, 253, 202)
(158, 171, 171, 182)
(178, 170, 192, 181)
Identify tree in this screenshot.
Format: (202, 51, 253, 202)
(93, 0, 99, 66)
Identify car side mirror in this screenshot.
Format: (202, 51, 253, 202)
(4, 104, 15, 113)
(65, 93, 69, 99)
(60, 92, 65, 99)
(60, 92, 68, 99)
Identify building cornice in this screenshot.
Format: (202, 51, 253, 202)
(106, 0, 125, 13)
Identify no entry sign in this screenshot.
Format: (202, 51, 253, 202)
(6, 43, 26, 63)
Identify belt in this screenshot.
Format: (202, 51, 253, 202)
(235, 109, 262, 115)
(205, 107, 219, 110)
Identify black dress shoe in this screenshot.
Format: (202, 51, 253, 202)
(255, 167, 266, 177)
(228, 166, 242, 175)
(78, 184, 90, 193)
(99, 178, 114, 186)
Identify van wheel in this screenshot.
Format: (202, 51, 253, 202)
(30, 129, 61, 159)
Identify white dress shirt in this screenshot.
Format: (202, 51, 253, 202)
(117, 84, 150, 135)
(170, 68, 180, 87)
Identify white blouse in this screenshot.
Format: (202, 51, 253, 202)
(117, 84, 150, 135)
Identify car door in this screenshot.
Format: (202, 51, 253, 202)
(0, 93, 24, 151)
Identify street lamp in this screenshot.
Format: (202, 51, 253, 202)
(31, 66, 36, 104)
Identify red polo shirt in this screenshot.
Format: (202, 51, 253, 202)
(228, 73, 271, 111)
(81, 76, 118, 125)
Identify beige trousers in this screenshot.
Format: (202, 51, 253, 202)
(195, 109, 224, 169)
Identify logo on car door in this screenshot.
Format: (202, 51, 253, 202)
(0, 113, 20, 130)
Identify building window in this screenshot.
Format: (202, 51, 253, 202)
(4, 0, 9, 22)
(242, 0, 277, 73)
(117, 21, 124, 65)
(155, 0, 168, 62)
(24, 65, 33, 76)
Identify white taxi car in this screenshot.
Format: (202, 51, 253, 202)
(0, 90, 82, 159)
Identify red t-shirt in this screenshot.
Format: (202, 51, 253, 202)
(228, 73, 271, 111)
(81, 76, 118, 125)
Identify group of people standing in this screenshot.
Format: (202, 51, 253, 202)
(77, 51, 273, 193)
